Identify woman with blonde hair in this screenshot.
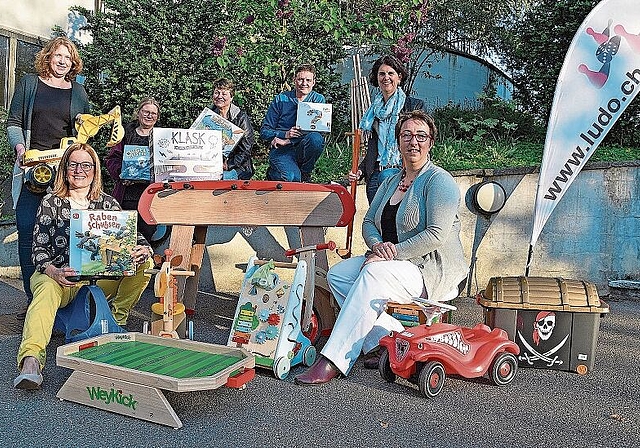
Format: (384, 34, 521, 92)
(105, 97, 161, 241)
(14, 143, 153, 390)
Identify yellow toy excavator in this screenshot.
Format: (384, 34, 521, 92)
(23, 105, 124, 193)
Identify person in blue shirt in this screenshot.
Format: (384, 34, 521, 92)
(260, 64, 326, 182)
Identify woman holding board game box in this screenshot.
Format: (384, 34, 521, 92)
(14, 143, 153, 390)
(209, 78, 256, 180)
(105, 97, 161, 242)
(348, 55, 426, 204)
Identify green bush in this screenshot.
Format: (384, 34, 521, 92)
(432, 89, 546, 144)
(0, 108, 13, 183)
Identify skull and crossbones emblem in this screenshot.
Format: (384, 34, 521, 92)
(532, 311, 556, 345)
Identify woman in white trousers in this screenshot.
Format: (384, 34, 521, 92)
(295, 110, 468, 385)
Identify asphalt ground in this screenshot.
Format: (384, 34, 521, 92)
(1, 276, 639, 448)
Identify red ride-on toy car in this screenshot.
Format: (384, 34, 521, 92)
(378, 300, 520, 398)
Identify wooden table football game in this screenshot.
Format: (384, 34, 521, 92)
(56, 332, 255, 428)
(137, 180, 356, 331)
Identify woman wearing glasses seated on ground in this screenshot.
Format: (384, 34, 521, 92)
(14, 143, 153, 390)
(105, 98, 161, 242)
(295, 110, 468, 385)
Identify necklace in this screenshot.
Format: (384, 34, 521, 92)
(68, 196, 90, 210)
(397, 169, 414, 192)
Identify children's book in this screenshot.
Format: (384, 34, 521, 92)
(296, 102, 332, 133)
(151, 127, 223, 182)
(190, 107, 245, 157)
(69, 209, 138, 278)
(120, 144, 152, 181)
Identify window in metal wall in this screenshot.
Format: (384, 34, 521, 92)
(0, 35, 8, 108)
(16, 40, 41, 88)
(0, 28, 44, 109)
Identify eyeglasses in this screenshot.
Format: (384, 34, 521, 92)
(140, 110, 158, 117)
(67, 162, 95, 172)
(400, 132, 431, 143)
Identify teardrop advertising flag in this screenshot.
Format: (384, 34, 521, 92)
(528, 0, 640, 271)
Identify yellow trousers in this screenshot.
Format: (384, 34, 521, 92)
(17, 259, 152, 370)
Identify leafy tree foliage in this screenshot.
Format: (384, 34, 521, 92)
(73, 0, 351, 151)
(348, 0, 532, 93)
(495, 0, 640, 144)
(74, 0, 530, 132)
(496, 1, 598, 121)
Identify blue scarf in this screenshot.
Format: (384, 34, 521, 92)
(359, 87, 406, 168)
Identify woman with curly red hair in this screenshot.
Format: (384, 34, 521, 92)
(7, 36, 91, 315)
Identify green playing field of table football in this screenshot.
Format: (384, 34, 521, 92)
(69, 341, 244, 379)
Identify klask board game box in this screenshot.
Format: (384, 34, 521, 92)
(190, 107, 245, 157)
(69, 209, 138, 277)
(120, 144, 152, 181)
(296, 102, 332, 133)
(152, 127, 223, 182)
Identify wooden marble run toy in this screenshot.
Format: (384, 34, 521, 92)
(22, 105, 124, 193)
(56, 332, 255, 428)
(378, 299, 520, 398)
(144, 249, 195, 339)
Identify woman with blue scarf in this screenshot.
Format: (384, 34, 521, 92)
(350, 55, 425, 203)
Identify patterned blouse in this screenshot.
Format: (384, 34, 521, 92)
(32, 192, 146, 273)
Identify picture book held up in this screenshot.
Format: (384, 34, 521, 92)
(296, 102, 332, 133)
(120, 144, 152, 181)
(190, 107, 245, 157)
(69, 209, 138, 278)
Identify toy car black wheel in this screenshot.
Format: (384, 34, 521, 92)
(378, 348, 396, 383)
(418, 361, 446, 398)
(25, 163, 56, 193)
(489, 352, 518, 386)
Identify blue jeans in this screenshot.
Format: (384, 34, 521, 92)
(223, 169, 239, 180)
(266, 132, 324, 182)
(16, 185, 45, 303)
(365, 167, 400, 204)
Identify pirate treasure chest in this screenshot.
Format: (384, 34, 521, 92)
(476, 276, 609, 375)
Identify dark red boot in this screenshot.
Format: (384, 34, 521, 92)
(294, 356, 340, 385)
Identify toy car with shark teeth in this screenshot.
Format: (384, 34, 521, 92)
(378, 300, 520, 398)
